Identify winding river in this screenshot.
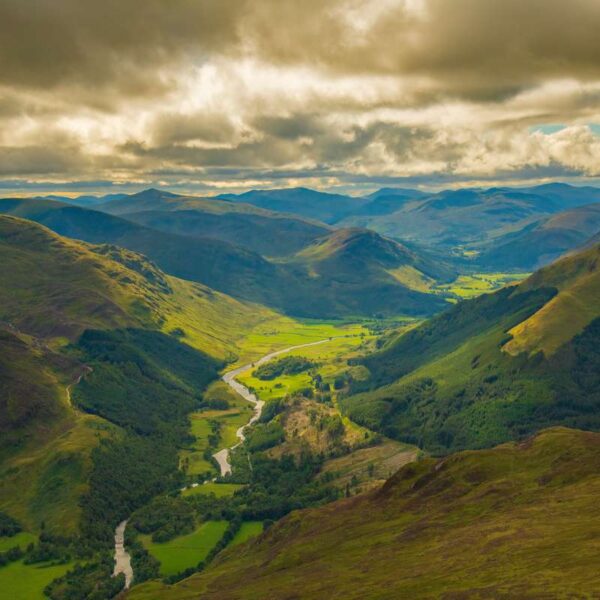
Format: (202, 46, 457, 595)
(112, 337, 336, 587)
(214, 338, 335, 475)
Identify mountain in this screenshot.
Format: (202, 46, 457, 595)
(218, 187, 369, 224)
(288, 228, 455, 315)
(43, 193, 127, 207)
(337, 184, 600, 251)
(0, 215, 275, 536)
(102, 188, 331, 257)
(342, 242, 600, 454)
(0, 198, 302, 310)
(128, 427, 600, 599)
(476, 202, 600, 270)
(0, 199, 451, 317)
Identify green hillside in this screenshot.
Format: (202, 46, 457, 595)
(0, 200, 452, 317)
(0, 216, 273, 539)
(128, 427, 600, 599)
(342, 243, 600, 454)
(476, 202, 600, 270)
(288, 228, 454, 314)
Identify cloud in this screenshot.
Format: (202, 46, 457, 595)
(2, 0, 600, 192)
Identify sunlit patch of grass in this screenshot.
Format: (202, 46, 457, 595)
(0, 560, 74, 600)
(140, 521, 228, 576)
(181, 483, 244, 499)
(229, 522, 263, 547)
(435, 272, 529, 299)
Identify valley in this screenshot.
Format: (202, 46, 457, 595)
(1, 183, 599, 600)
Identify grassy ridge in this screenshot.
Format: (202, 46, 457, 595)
(342, 243, 600, 454)
(127, 427, 600, 599)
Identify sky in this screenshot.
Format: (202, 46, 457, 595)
(2, 0, 600, 196)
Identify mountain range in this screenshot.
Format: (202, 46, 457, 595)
(0, 196, 452, 318)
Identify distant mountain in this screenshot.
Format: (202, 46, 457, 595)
(43, 193, 127, 207)
(366, 187, 427, 200)
(477, 202, 600, 270)
(129, 426, 600, 599)
(343, 241, 600, 454)
(340, 189, 427, 225)
(287, 228, 454, 316)
(218, 187, 369, 224)
(0, 199, 450, 317)
(337, 183, 600, 250)
(101, 188, 331, 257)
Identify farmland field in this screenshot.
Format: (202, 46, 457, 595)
(140, 521, 229, 576)
(0, 560, 73, 600)
(181, 483, 244, 498)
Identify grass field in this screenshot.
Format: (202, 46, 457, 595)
(140, 521, 228, 576)
(237, 322, 374, 403)
(0, 560, 73, 600)
(230, 522, 263, 548)
(182, 483, 244, 498)
(0, 532, 36, 552)
(232, 318, 371, 366)
(180, 382, 253, 479)
(435, 272, 529, 299)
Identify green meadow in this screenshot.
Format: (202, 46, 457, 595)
(181, 483, 244, 498)
(435, 272, 529, 299)
(0, 531, 36, 552)
(229, 522, 263, 548)
(0, 560, 73, 600)
(140, 521, 229, 576)
(237, 322, 373, 402)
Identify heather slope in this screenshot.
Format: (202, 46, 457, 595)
(128, 427, 600, 600)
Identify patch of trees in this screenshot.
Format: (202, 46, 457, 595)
(73, 328, 220, 436)
(253, 355, 317, 380)
(130, 497, 195, 543)
(246, 422, 285, 452)
(45, 555, 125, 600)
(0, 511, 21, 536)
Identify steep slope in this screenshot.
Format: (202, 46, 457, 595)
(0, 216, 274, 536)
(0, 199, 449, 317)
(476, 202, 600, 270)
(128, 427, 600, 599)
(0, 198, 304, 311)
(218, 187, 369, 224)
(342, 243, 600, 453)
(339, 184, 600, 251)
(102, 189, 332, 256)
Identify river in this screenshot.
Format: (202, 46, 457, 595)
(112, 336, 336, 587)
